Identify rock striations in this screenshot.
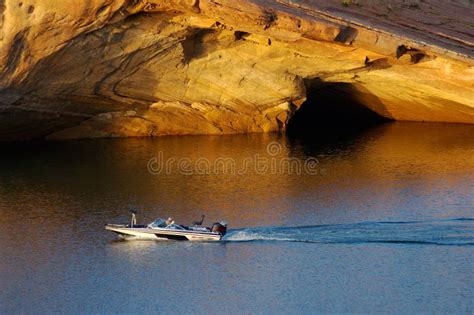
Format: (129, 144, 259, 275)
(0, 0, 473, 140)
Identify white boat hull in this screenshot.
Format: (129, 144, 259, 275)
(105, 224, 222, 241)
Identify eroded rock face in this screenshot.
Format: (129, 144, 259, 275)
(0, 0, 473, 140)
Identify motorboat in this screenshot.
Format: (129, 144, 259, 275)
(105, 214, 227, 241)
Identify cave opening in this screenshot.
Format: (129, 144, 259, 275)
(286, 82, 392, 141)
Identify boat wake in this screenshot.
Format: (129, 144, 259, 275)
(223, 218, 474, 246)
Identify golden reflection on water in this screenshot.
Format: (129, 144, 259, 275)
(0, 122, 474, 233)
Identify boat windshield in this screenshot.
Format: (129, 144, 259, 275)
(148, 218, 167, 228)
(167, 224, 185, 230)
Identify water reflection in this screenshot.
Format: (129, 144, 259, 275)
(1, 122, 474, 227)
(1, 122, 473, 313)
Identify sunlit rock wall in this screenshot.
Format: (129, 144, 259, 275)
(0, 0, 473, 140)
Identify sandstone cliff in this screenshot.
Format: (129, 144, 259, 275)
(0, 0, 473, 140)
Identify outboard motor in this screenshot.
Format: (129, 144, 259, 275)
(211, 222, 227, 236)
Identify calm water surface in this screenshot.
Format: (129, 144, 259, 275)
(0, 122, 473, 313)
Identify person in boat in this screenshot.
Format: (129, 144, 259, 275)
(165, 217, 175, 226)
(130, 210, 137, 227)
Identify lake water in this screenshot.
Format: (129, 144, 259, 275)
(1, 122, 473, 313)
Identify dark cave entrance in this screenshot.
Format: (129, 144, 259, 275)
(286, 82, 392, 141)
